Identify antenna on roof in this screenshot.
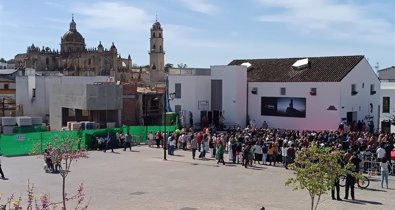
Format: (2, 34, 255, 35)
(374, 62, 379, 71)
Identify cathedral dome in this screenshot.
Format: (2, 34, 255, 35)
(62, 16, 85, 44)
(62, 30, 84, 43)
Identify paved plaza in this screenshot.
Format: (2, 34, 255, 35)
(1, 146, 395, 210)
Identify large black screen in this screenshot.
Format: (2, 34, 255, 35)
(261, 97, 306, 118)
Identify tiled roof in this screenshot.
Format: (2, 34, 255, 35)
(378, 66, 395, 72)
(229, 55, 364, 82)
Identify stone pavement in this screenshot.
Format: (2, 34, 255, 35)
(1, 146, 394, 210)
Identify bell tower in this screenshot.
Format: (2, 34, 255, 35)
(149, 18, 165, 72)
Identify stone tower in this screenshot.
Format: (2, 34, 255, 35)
(149, 19, 165, 82)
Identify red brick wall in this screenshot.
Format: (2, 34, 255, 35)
(122, 98, 138, 125)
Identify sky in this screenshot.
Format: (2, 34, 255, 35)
(0, 0, 394, 69)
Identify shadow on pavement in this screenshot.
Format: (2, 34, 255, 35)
(361, 188, 387, 192)
(343, 199, 383, 205)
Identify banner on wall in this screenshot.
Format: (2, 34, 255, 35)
(261, 97, 306, 118)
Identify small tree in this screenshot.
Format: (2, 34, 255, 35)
(0, 181, 88, 210)
(285, 142, 350, 210)
(33, 134, 88, 210)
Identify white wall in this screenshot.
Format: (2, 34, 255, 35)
(16, 75, 109, 118)
(248, 82, 341, 130)
(379, 82, 395, 132)
(211, 65, 247, 127)
(340, 58, 381, 130)
(168, 65, 247, 127)
(168, 75, 210, 125)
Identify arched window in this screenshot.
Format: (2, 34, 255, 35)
(153, 32, 156, 38)
(45, 58, 49, 65)
(159, 33, 162, 38)
(152, 44, 156, 50)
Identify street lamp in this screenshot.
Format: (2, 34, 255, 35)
(162, 75, 176, 160)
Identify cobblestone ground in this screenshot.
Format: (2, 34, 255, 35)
(1, 146, 394, 210)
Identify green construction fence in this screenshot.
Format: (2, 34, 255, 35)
(0, 125, 178, 157)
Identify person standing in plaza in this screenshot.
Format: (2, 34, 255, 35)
(216, 141, 225, 165)
(262, 142, 268, 165)
(380, 157, 389, 189)
(243, 143, 252, 168)
(169, 135, 176, 155)
(376, 143, 386, 162)
(196, 132, 202, 152)
(267, 143, 276, 166)
(344, 153, 360, 200)
(285, 144, 295, 169)
(124, 132, 132, 151)
(0, 156, 5, 179)
(253, 142, 263, 165)
(182, 133, 188, 150)
(147, 132, 154, 147)
(190, 136, 198, 159)
(104, 132, 114, 153)
(211, 134, 217, 158)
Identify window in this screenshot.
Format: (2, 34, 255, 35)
(152, 44, 156, 50)
(370, 84, 376, 95)
(351, 84, 358, 95)
(82, 110, 89, 117)
(280, 87, 286, 95)
(152, 32, 156, 38)
(383, 97, 390, 113)
(310, 88, 317, 96)
(45, 57, 49, 65)
(68, 108, 75, 117)
(174, 105, 181, 113)
(4, 84, 9, 89)
(175, 83, 181, 98)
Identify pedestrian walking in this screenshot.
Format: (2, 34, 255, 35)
(124, 132, 132, 151)
(199, 141, 206, 159)
(216, 142, 225, 165)
(190, 137, 198, 159)
(243, 144, 252, 168)
(104, 132, 114, 153)
(380, 157, 389, 189)
(0, 156, 5, 179)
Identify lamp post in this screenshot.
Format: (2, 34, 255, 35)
(163, 74, 175, 160)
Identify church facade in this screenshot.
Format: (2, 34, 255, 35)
(14, 17, 165, 85)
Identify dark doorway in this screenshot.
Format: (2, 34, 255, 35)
(381, 121, 391, 133)
(346, 112, 357, 124)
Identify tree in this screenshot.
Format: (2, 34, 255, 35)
(177, 63, 187, 69)
(285, 142, 354, 210)
(164, 63, 173, 73)
(0, 58, 6, 63)
(1, 181, 88, 210)
(33, 134, 88, 210)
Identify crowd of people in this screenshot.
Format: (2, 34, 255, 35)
(147, 122, 395, 200)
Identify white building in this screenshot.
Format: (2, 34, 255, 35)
(230, 55, 380, 131)
(378, 66, 395, 132)
(16, 72, 109, 121)
(167, 65, 247, 128)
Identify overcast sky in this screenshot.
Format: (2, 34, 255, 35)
(0, 0, 394, 69)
